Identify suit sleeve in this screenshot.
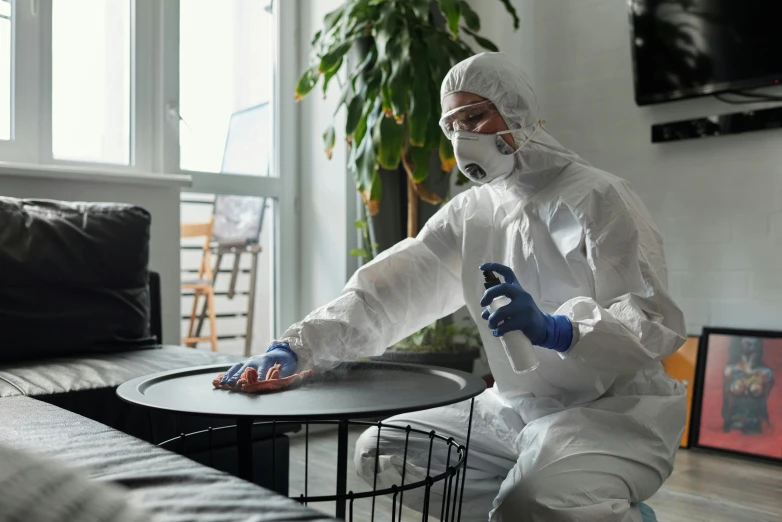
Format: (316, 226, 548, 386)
(279, 197, 466, 372)
(556, 185, 686, 372)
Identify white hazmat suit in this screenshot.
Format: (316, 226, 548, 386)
(280, 53, 686, 521)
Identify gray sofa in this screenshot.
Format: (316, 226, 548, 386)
(0, 198, 324, 520)
(0, 396, 330, 521)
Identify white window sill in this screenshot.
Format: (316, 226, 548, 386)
(0, 161, 192, 188)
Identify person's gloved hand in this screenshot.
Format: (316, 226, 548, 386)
(479, 263, 573, 352)
(220, 341, 298, 387)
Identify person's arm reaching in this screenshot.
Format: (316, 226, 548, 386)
(275, 198, 467, 372)
(556, 185, 686, 372)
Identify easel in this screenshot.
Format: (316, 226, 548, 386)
(193, 195, 267, 356)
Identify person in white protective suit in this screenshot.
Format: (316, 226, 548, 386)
(221, 52, 686, 522)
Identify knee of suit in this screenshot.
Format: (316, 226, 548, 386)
(492, 464, 645, 522)
(492, 468, 556, 519)
(353, 426, 379, 480)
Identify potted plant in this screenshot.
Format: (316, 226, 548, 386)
(296, 0, 518, 370)
(372, 317, 483, 373)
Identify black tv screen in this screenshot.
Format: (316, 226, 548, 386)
(630, 0, 782, 105)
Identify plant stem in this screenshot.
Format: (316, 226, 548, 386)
(407, 176, 419, 238)
(366, 208, 378, 258)
(364, 217, 374, 261)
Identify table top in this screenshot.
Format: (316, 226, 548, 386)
(116, 361, 486, 419)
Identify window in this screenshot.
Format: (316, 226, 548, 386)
(51, 0, 132, 164)
(179, 0, 274, 176)
(176, 0, 282, 352)
(0, 0, 11, 141)
(0, 0, 299, 341)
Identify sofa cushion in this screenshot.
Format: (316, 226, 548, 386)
(0, 345, 241, 398)
(0, 345, 299, 486)
(0, 346, 247, 443)
(0, 438, 153, 522)
(0, 197, 155, 362)
(0, 397, 332, 522)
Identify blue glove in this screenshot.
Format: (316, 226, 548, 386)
(479, 263, 573, 352)
(220, 341, 298, 387)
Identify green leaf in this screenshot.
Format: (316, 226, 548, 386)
(388, 62, 410, 122)
(351, 48, 377, 85)
(409, 146, 430, 182)
(355, 219, 367, 229)
(463, 26, 499, 52)
(374, 114, 405, 170)
(295, 66, 320, 101)
(311, 29, 323, 47)
(409, 42, 430, 147)
(345, 93, 365, 137)
(349, 248, 369, 257)
(438, 0, 461, 37)
(354, 98, 381, 149)
(424, 33, 453, 86)
(334, 82, 352, 114)
(381, 80, 393, 117)
(353, 114, 368, 149)
(411, 0, 430, 19)
(369, 170, 383, 202)
(442, 30, 473, 60)
(498, 0, 520, 29)
(363, 66, 382, 97)
(323, 125, 336, 160)
(459, 1, 480, 31)
(425, 94, 444, 149)
(319, 40, 353, 73)
(353, 127, 377, 193)
(439, 132, 456, 172)
(373, 9, 399, 63)
(322, 59, 342, 96)
(323, 5, 346, 33)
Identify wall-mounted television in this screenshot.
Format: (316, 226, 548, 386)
(630, 0, 782, 106)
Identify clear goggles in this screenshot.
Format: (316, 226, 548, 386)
(439, 100, 505, 140)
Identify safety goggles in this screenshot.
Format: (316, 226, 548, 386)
(439, 100, 504, 140)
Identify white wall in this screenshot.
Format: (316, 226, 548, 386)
(0, 169, 184, 344)
(296, 0, 357, 316)
(472, 0, 782, 334)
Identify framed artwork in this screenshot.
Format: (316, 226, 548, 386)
(690, 327, 782, 462)
(662, 336, 699, 447)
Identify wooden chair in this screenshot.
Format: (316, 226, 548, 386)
(181, 217, 218, 352)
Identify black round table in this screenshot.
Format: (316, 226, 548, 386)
(117, 361, 485, 520)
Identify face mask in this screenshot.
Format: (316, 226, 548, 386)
(452, 124, 540, 184)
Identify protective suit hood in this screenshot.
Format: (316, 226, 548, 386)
(441, 52, 589, 192)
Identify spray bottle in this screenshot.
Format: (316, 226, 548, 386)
(483, 270, 540, 374)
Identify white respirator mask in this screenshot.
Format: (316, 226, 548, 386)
(452, 125, 539, 184)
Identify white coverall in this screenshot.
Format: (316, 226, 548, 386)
(279, 53, 686, 522)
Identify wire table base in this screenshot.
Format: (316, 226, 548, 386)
(158, 397, 476, 522)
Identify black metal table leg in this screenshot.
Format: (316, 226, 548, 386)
(237, 417, 254, 483)
(335, 419, 349, 520)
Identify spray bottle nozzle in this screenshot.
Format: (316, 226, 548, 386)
(483, 270, 502, 289)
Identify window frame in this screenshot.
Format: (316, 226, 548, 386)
(0, 0, 40, 163)
(40, 0, 149, 170)
(0, 0, 299, 338)
(157, 0, 298, 336)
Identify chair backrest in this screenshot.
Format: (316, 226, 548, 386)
(180, 216, 215, 280)
(180, 218, 214, 239)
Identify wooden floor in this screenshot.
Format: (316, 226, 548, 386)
(288, 427, 782, 522)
